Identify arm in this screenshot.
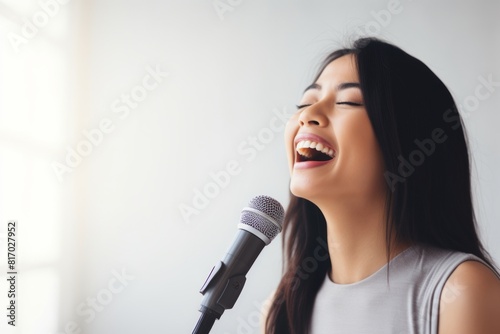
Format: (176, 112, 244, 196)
(438, 260, 500, 334)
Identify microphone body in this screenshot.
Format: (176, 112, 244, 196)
(193, 195, 284, 334)
(199, 229, 265, 315)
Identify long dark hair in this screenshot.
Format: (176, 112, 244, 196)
(265, 37, 499, 334)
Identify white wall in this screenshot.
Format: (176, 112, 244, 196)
(0, 0, 498, 333)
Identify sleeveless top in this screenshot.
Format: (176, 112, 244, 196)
(310, 243, 500, 334)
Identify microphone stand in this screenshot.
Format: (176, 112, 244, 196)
(191, 265, 246, 334)
(192, 309, 218, 334)
(192, 231, 258, 334)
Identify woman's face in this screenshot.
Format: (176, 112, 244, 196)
(285, 54, 386, 204)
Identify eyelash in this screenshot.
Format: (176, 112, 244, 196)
(338, 102, 364, 106)
(295, 102, 363, 110)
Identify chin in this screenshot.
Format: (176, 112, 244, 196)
(289, 179, 321, 203)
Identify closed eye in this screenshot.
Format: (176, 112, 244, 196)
(296, 102, 363, 110)
(295, 104, 311, 110)
(337, 101, 363, 106)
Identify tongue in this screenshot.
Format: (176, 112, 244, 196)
(298, 147, 332, 161)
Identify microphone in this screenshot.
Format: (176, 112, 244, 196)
(192, 195, 284, 334)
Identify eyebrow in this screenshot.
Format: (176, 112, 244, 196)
(303, 82, 361, 93)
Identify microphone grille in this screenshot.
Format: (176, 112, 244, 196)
(240, 195, 284, 242)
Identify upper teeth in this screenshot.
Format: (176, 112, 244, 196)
(296, 140, 335, 158)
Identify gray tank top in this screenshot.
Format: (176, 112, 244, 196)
(310, 243, 500, 334)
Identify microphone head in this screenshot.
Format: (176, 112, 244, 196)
(239, 195, 285, 245)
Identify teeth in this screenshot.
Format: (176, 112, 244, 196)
(296, 140, 335, 158)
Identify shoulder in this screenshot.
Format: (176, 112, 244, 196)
(438, 260, 500, 334)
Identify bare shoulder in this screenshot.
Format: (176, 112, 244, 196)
(438, 260, 500, 334)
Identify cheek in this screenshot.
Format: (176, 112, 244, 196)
(358, 122, 384, 171)
(338, 114, 385, 176)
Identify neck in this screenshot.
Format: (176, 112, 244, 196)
(315, 193, 411, 284)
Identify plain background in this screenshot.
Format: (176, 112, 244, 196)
(0, 0, 499, 333)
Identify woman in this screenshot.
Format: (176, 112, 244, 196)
(264, 37, 500, 334)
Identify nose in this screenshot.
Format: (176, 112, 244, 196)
(297, 105, 328, 127)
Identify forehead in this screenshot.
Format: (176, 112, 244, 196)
(316, 54, 359, 86)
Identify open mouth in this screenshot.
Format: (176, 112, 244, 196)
(296, 140, 335, 162)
